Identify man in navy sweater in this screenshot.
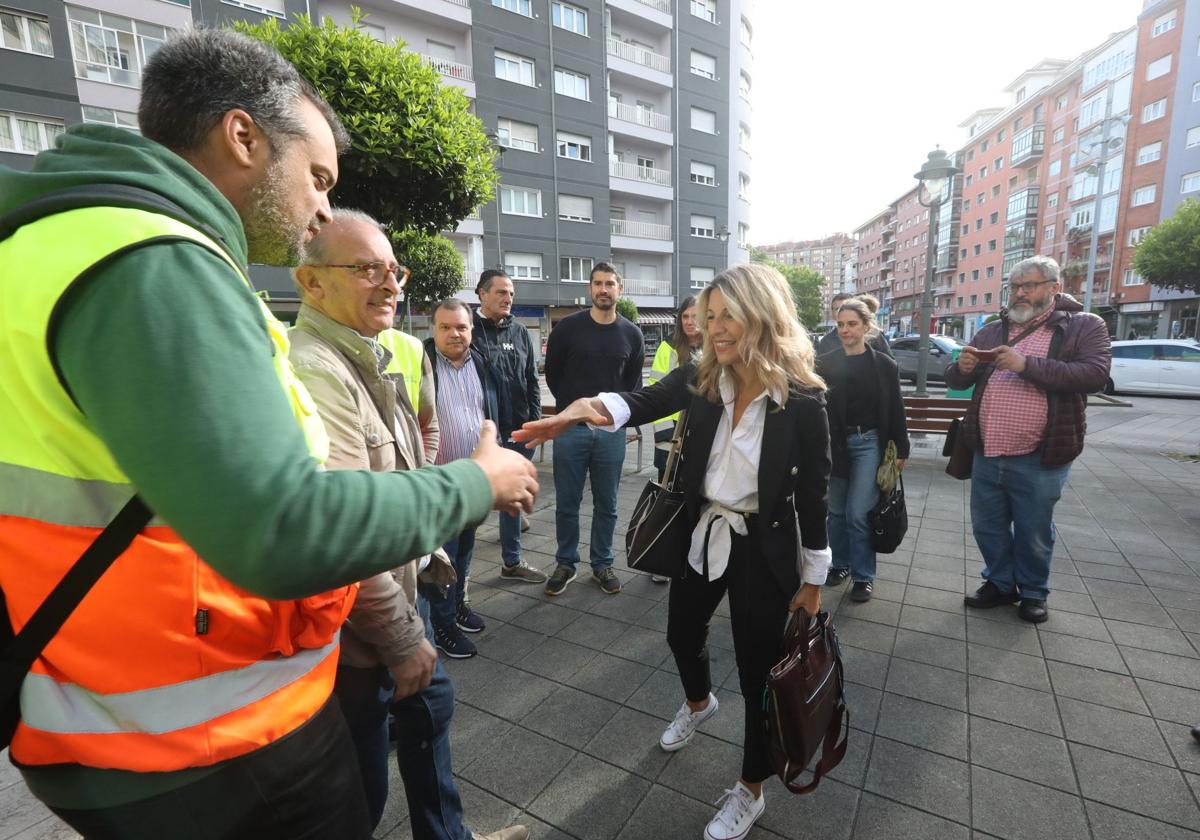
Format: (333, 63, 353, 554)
(543, 263, 644, 596)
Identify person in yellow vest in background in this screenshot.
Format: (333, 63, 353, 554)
(0, 29, 537, 840)
(645, 296, 702, 582)
(379, 320, 440, 463)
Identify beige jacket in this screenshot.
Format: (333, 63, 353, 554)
(290, 304, 455, 668)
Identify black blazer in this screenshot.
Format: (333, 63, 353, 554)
(616, 364, 831, 596)
(816, 346, 910, 478)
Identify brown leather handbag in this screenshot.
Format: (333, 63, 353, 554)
(764, 610, 849, 794)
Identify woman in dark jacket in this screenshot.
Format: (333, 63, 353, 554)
(515, 264, 831, 840)
(817, 298, 910, 603)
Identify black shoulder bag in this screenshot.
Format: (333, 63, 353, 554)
(625, 409, 692, 578)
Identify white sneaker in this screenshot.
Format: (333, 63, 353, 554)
(659, 693, 719, 752)
(703, 782, 764, 840)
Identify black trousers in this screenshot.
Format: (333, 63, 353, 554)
(49, 697, 372, 840)
(666, 521, 790, 783)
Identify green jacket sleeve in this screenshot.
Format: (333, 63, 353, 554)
(53, 242, 493, 600)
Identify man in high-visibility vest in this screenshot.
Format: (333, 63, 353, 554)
(0, 29, 537, 839)
(378, 323, 440, 462)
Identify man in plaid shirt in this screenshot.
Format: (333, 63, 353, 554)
(945, 256, 1111, 623)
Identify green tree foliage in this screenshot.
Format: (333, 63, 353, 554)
(616, 297, 639, 324)
(390, 229, 464, 306)
(1132, 199, 1200, 295)
(748, 251, 824, 330)
(238, 12, 495, 234)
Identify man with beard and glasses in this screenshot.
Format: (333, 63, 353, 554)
(543, 262, 644, 597)
(0, 28, 537, 839)
(945, 256, 1110, 624)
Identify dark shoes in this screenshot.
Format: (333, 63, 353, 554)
(434, 625, 478, 659)
(545, 565, 577, 596)
(824, 567, 851, 587)
(1018, 598, 1049, 624)
(593, 567, 622, 594)
(849, 581, 873, 602)
(964, 581, 1020, 609)
(456, 604, 486, 634)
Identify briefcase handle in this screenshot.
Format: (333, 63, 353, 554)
(782, 609, 822, 662)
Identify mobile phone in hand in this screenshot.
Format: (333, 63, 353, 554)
(971, 349, 998, 363)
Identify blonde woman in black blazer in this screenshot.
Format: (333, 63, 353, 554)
(515, 264, 832, 840)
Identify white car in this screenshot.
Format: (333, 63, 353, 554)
(1105, 339, 1200, 396)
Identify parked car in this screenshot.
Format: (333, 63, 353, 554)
(1105, 339, 1200, 396)
(890, 335, 966, 383)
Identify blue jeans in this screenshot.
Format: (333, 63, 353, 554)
(429, 528, 475, 632)
(970, 451, 1070, 601)
(333, 597, 469, 839)
(552, 423, 626, 571)
(827, 429, 882, 583)
(499, 441, 534, 567)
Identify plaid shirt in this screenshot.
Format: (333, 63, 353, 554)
(979, 307, 1055, 457)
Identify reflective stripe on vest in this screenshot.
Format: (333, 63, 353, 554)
(648, 341, 680, 428)
(378, 327, 424, 410)
(0, 205, 350, 771)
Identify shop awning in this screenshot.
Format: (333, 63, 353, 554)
(637, 310, 674, 326)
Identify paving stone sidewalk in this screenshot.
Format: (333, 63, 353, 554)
(3, 406, 1200, 840)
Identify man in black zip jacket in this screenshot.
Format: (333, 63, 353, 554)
(472, 269, 547, 584)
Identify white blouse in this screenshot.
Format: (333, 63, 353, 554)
(598, 370, 831, 587)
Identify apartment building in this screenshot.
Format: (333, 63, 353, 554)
(757, 233, 854, 326)
(852, 208, 893, 318)
(1, 0, 752, 337)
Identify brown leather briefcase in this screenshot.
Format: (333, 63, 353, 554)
(764, 610, 849, 794)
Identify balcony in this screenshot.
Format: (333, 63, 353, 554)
(606, 37, 671, 74)
(393, 0, 471, 26)
(623, 277, 672, 296)
(609, 159, 670, 186)
(1011, 124, 1045, 167)
(608, 98, 672, 143)
(611, 218, 671, 240)
(420, 54, 473, 82)
(608, 0, 672, 25)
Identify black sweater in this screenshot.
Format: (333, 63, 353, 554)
(545, 310, 644, 411)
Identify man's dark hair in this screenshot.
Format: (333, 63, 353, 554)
(433, 298, 471, 319)
(476, 268, 510, 293)
(830, 292, 852, 304)
(138, 28, 350, 155)
(591, 261, 622, 283)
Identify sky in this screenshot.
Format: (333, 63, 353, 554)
(750, 0, 1143, 245)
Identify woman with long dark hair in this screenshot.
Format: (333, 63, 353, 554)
(648, 295, 702, 481)
(515, 264, 831, 840)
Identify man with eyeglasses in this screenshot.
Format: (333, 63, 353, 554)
(946, 255, 1111, 624)
(291, 209, 528, 840)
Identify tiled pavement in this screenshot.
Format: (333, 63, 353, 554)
(4, 400, 1200, 840)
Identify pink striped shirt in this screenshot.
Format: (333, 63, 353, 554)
(979, 308, 1055, 457)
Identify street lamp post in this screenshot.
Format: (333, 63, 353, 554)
(914, 149, 962, 399)
(486, 132, 505, 270)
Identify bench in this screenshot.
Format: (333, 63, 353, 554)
(903, 397, 970, 435)
(537, 405, 645, 472)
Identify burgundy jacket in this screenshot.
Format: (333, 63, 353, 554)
(943, 294, 1111, 467)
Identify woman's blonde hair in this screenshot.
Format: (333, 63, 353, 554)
(854, 293, 881, 314)
(694, 263, 826, 404)
(837, 298, 877, 331)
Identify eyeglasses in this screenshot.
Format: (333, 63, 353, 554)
(1010, 278, 1054, 294)
(313, 262, 410, 287)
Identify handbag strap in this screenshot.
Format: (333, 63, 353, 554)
(660, 408, 690, 490)
(0, 494, 152, 707)
(782, 655, 851, 795)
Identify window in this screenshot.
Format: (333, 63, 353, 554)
(1049, 160, 1062, 176)
(1057, 95, 1069, 111)
(689, 161, 716, 186)
(503, 252, 541, 280)
(965, 175, 972, 187)
(1053, 127, 1064, 144)
(738, 223, 749, 248)
(1161, 345, 1200, 362)
(551, 1, 587, 35)
(973, 244, 982, 256)
(690, 266, 715, 289)
(497, 118, 537, 152)
(977, 192, 985, 204)
(499, 186, 541, 216)
(555, 130, 591, 161)
(975, 219, 983, 230)
(738, 172, 750, 200)
(979, 165, 988, 178)
(1047, 192, 1059, 208)
(492, 0, 531, 16)
(1138, 141, 1163, 163)
(690, 49, 716, 80)
(560, 256, 593, 282)
(957, 297, 963, 307)
(740, 16, 752, 48)
(1153, 9, 1177, 37)
(690, 214, 716, 238)
(986, 266, 995, 279)
(988, 239, 997, 252)
(1123, 269, 1145, 286)
(81, 105, 139, 133)
(961, 224, 969, 235)
(1143, 98, 1167, 123)
(1132, 185, 1157, 206)
(66, 6, 168, 87)
(1034, 104, 1044, 122)
(970, 294, 978, 305)
(963, 199, 971, 211)
(1128, 226, 1151, 245)
(1, 9, 52, 55)
(738, 71, 751, 101)
(558, 194, 593, 222)
(1188, 129, 1200, 150)
(994, 156, 1004, 170)
(690, 0, 716, 24)
(1081, 94, 1105, 126)
(690, 106, 716, 134)
(1147, 55, 1172, 82)
(0, 111, 64, 154)
(1044, 224, 1056, 241)
(738, 122, 751, 152)
(967, 150, 975, 162)
(553, 67, 589, 100)
(990, 212, 999, 225)
(1194, 82, 1200, 103)
(1182, 172, 1200, 194)
(993, 185, 1001, 197)
(1112, 344, 1155, 359)
(1072, 207, 1093, 228)
(997, 129, 1006, 142)
(494, 49, 534, 86)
